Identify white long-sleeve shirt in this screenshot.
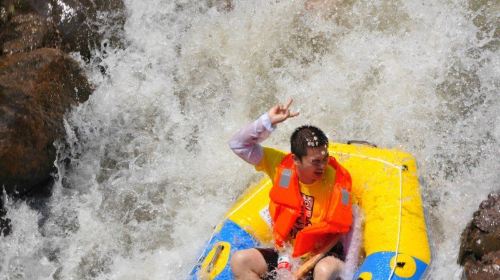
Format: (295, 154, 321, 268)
(228, 113, 275, 165)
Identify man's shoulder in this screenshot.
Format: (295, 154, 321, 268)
(255, 147, 287, 175)
(262, 146, 287, 157)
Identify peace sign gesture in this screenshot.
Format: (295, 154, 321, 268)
(268, 98, 300, 126)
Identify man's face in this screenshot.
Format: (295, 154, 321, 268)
(293, 146, 329, 184)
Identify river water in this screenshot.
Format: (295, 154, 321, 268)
(1, 0, 498, 279)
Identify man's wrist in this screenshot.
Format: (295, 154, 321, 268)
(261, 113, 276, 132)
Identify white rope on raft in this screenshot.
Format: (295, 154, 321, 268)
(332, 152, 405, 280)
(388, 165, 404, 280)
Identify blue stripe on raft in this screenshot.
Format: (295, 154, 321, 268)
(190, 220, 260, 280)
(353, 252, 428, 280)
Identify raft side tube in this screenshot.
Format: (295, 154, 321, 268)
(329, 143, 431, 279)
(190, 220, 259, 280)
(353, 252, 429, 280)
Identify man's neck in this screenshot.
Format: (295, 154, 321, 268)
(298, 176, 318, 185)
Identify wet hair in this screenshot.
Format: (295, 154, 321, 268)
(290, 125, 328, 160)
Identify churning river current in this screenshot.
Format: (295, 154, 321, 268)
(1, 0, 499, 279)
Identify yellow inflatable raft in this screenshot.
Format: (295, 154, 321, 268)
(191, 142, 431, 279)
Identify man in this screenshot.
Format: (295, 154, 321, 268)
(229, 99, 352, 280)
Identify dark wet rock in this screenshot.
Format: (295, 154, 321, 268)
(463, 251, 500, 280)
(0, 48, 92, 196)
(459, 192, 500, 279)
(0, 0, 122, 199)
(0, 198, 11, 236)
(473, 193, 500, 232)
(0, 0, 110, 236)
(1, 0, 125, 60)
(0, 12, 60, 55)
(47, 0, 126, 60)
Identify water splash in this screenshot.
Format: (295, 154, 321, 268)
(1, 0, 498, 279)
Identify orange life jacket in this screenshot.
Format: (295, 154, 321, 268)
(269, 154, 352, 257)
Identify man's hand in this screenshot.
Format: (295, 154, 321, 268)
(268, 99, 300, 126)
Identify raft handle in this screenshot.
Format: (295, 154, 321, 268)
(347, 140, 378, 147)
(207, 244, 225, 273)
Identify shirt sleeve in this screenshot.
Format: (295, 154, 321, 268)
(255, 147, 286, 180)
(228, 113, 275, 165)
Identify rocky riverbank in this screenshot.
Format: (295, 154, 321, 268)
(0, 0, 124, 235)
(459, 192, 500, 279)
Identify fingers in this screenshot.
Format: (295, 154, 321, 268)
(288, 111, 300, 118)
(279, 99, 299, 119)
(269, 98, 299, 125)
(284, 98, 299, 119)
(276, 98, 294, 113)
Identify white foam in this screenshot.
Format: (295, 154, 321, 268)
(1, 0, 498, 279)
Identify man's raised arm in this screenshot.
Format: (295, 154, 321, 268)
(228, 99, 299, 165)
(228, 113, 274, 165)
